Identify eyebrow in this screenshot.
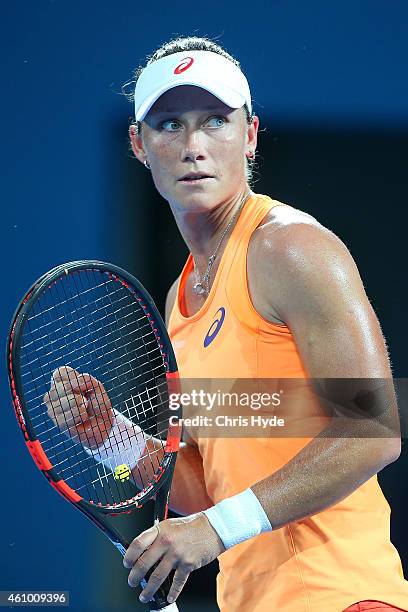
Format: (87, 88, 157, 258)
(150, 106, 229, 115)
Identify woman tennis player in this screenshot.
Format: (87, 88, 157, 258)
(45, 37, 408, 611)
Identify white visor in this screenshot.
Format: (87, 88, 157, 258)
(134, 50, 252, 121)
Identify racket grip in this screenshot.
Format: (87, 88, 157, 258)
(109, 535, 176, 611)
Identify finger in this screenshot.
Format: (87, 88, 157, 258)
(55, 408, 87, 433)
(166, 566, 192, 604)
(47, 380, 84, 403)
(138, 555, 180, 603)
(57, 403, 88, 430)
(127, 544, 167, 588)
(86, 392, 112, 419)
(46, 391, 87, 418)
(50, 372, 85, 405)
(47, 394, 88, 431)
(79, 374, 113, 419)
(123, 525, 160, 569)
(73, 374, 113, 419)
(49, 371, 112, 419)
(51, 368, 98, 398)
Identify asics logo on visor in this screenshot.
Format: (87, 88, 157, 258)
(174, 57, 194, 74)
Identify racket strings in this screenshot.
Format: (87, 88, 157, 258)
(20, 280, 154, 377)
(21, 309, 153, 372)
(22, 344, 166, 410)
(70, 271, 165, 496)
(35, 383, 167, 478)
(24, 279, 127, 507)
(23, 315, 98, 503)
(19, 269, 171, 507)
(26, 278, 116, 322)
(24, 359, 167, 499)
(75, 272, 169, 473)
(63, 270, 167, 494)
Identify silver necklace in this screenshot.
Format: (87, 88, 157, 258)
(193, 191, 252, 296)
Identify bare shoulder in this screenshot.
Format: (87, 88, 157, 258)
(247, 203, 362, 325)
(251, 203, 340, 249)
(252, 203, 352, 257)
(165, 276, 181, 327)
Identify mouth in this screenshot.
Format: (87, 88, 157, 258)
(178, 173, 214, 183)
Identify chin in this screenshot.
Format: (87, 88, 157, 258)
(170, 184, 223, 211)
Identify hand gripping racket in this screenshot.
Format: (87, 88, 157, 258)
(7, 261, 181, 611)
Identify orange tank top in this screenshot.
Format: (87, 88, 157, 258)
(168, 193, 408, 612)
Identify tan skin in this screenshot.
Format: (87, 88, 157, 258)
(44, 84, 400, 605)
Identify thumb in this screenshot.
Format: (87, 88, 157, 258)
(74, 372, 105, 396)
(78, 373, 112, 419)
(51, 366, 80, 385)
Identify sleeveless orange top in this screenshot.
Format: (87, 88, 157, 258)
(168, 193, 408, 611)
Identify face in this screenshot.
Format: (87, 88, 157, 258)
(130, 85, 258, 211)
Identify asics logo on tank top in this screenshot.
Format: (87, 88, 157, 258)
(174, 57, 194, 74)
(204, 307, 226, 348)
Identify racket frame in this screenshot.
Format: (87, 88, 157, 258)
(7, 261, 182, 611)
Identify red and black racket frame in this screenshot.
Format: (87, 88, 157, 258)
(7, 261, 182, 611)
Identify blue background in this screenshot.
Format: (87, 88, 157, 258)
(1, 1, 408, 610)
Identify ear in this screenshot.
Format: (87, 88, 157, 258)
(129, 123, 147, 165)
(245, 115, 259, 157)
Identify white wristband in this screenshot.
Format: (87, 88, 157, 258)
(85, 409, 146, 471)
(203, 488, 272, 549)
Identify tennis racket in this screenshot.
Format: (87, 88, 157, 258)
(7, 260, 181, 611)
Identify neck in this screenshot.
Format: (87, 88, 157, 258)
(169, 187, 252, 276)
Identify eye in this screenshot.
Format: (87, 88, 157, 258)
(206, 116, 226, 128)
(160, 119, 181, 132)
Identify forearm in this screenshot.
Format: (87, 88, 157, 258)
(252, 417, 400, 529)
(203, 416, 400, 552)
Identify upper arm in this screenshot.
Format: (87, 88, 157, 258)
(250, 216, 400, 451)
(251, 215, 392, 380)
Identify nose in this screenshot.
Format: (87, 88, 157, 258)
(182, 128, 205, 163)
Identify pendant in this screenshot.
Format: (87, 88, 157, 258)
(193, 282, 206, 296)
